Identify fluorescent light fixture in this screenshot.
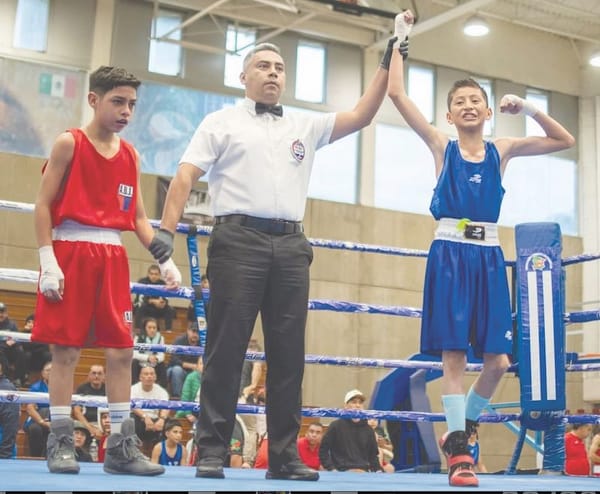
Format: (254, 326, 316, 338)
(590, 52, 600, 68)
(464, 15, 489, 37)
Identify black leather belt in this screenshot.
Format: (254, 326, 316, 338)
(214, 214, 303, 235)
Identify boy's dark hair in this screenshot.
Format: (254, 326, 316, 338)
(447, 78, 489, 110)
(89, 66, 141, 95)
(163, 418, 182, 437)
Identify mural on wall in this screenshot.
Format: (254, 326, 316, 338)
(0, 57, 85, 158)
(121, 81, 240, 177)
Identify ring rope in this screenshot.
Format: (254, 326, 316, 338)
(2, 391, 599, 426)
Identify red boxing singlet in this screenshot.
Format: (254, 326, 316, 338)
(49, 128, 137, 230)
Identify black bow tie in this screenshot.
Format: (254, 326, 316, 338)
(255, 102, 283, 117)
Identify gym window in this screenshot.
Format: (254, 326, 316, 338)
(148, 9, 183, 76)
(13, 0, 49, 52)
(408, 64, 434, 124)
(295, 41, 326, 103)
(224, 24, 256, 89)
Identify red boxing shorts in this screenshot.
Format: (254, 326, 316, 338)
(32, 239, 134, 348)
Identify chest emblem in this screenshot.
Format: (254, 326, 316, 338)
(469, 173, 482, 184)
(118, 184, 134, 212)
(290, 139, 305, 163)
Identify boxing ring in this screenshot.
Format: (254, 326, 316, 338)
(2, 199, 600, 492)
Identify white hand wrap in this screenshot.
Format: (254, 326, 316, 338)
(393, 12, 413, 47)
(501, 94, 539, 117)
(159, 258, 182, 286)
(39, 245, 64, 293)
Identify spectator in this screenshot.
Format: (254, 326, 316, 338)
(23, 361, 52, 457)
(130, 365, 170, 446)
(187, 274, 210, 323)
(297, 422, 324, 470)
(167, 322, 201, 399)
(254, 432, 269, 469)
(175, 355, 203, 425)
(133, 264, 177, 333)
(565, 423, 592, 476)
(367, 418, 394, 473)
(319, 389, 381, 472)
(589, 424, 600, 477)
(97, 408, 111, 463)
(188, 414, 250, 469)
(467, 423, 487, 473)
(0, 302, 27, 387)
(237, 339, 266, 464)
(0, 352, 19, 458)
(73, 420, 94, 462)
(20, 314, 51, 382)
(151, 418, 188, 466)
(72, 364, 106, 441)
(254, 422, 323, 470)
(132, 317, 167, 388)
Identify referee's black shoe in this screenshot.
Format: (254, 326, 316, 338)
(195, 457, 225, 479)
(265, 460, 319, 481)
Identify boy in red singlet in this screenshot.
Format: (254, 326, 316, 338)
(32, 65, 181, 476)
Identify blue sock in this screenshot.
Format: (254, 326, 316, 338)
(442, 394, 465, 433)
(465, 386, 490, 422)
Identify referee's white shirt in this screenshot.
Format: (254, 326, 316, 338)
(180, 97, 336, 221)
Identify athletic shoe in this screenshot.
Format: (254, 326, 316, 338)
(103, 418, 165, 476)
(439, 430, 478, 487)
(47, 417, 80, 474)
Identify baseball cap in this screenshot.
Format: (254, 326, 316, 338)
(344, 389, 365, 404)
(73, 420, 91, 438)
(0, 302, 6, 312)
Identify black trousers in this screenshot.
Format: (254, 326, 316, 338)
(195, 223, 312, 469)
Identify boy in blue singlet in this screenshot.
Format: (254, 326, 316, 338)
(387, 10, 575, 487)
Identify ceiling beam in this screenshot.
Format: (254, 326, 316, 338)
(157, 0, 231, 40)
(367, 0, 496, 51)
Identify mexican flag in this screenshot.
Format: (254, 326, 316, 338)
(39, 73, 77, 98)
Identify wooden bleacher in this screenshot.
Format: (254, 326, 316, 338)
(3, 288, 322, 459)
(0, 288, 192, 458)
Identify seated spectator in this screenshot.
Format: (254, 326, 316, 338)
(254, 432, 269, 469)
(130, 365, 170, 447)
(238, 339, 266, 464)
(23, 361, 52, 457)
(589, 424, 600, 477)
(565, 423, 593, 476)
(174, 355, 203, 425)
(187, 274, 210, 323)
(298, 422, 324, 470)
(0, 302, 27, 387)
(72, 364, 106, 441)
(20, 314, 51, 383)
(367, 418, 394, 473)
(187, 414, 250, 468)
(73, 420, 93, 462)
(0, 352, 19, 458)
(151, 418, 188, 466)
(319, 389, 381, 473)
(96, 408, 111, 463)
(133, 264, 177, 333)
(132, 317, 167, 388)
(167, 322, 201, 399)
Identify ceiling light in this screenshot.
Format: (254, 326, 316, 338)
(590, 52, 600, 68)
(463, 15, 489, 37)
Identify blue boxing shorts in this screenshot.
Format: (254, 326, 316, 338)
(419, 238, 513, 358)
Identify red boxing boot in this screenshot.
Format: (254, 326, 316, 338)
(439, 430, 479, 487)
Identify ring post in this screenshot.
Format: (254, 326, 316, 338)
(514, 222, 566, 473)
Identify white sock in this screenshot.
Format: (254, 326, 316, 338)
(108, 402, 130, 434)
(49, 406, 72, 422)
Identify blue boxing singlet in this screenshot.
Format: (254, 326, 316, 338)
(420, 140, 513, 357)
